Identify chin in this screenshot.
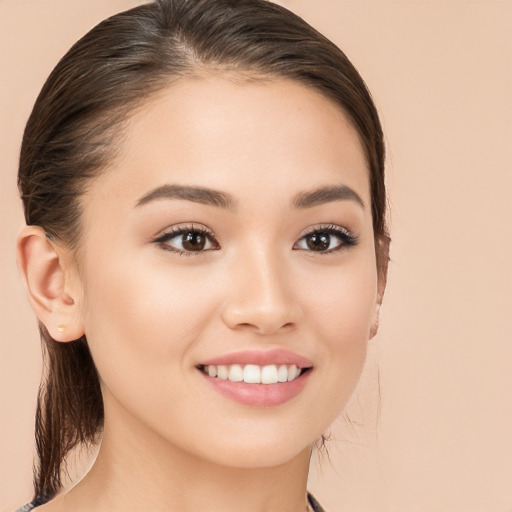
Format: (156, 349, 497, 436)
(176, 422, 315, 470)
(204, 441, 311, 470)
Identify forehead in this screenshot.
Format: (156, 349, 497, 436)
(85, 76, 370, 214)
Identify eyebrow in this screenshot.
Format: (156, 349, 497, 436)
(135, 183, 365, 211)
(292, 184, 365, 210)
(136, 184, 237, 211)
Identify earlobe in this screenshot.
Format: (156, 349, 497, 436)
(16, 226, 84, 342)
(369, 235, 390, 340)
(369, 303, 381, 340)
(369, 272, 387, 339)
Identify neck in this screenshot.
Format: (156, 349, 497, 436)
(59, 398, 312, 512)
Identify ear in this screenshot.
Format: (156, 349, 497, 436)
(16, 226, 84, 342)
(369, 235, 390, 340)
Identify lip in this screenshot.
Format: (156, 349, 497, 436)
(197, 349, 314, 407)
(199, 348, 313, 368)
(199, 368, 312, 407)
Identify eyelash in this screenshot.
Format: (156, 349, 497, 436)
(153, 223, 358, 257)
(153, 224, 219, 257)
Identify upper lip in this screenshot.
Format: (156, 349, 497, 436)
(198, 348, 313, 369)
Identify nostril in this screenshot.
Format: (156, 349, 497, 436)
(221, 295, 301, 334)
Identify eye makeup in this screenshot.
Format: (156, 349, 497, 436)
(153, 223, 220, 256)
(152, 222, 358, 257)
(294, 223, 358, 254)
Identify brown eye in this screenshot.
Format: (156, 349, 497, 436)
(154, 225, 219, 256)
(294, 225, 358, 254)
(305, 232, 330, 251)
(182, 231, 207, 251)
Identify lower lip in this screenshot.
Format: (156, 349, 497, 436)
(199, 369, 312, 407)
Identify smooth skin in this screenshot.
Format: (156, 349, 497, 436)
(17, 76, 385, 512)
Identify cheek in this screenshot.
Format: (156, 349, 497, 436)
(303, 256, 377, 417)
(78, 253, 218, 403)
(305, 252, 377, 342)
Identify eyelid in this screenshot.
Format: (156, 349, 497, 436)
(297, 223, 353, 239)
(152, 223, 220, 256)
(153, 222, 216, 240)
(151, 222, 358, 257)
(294, 223, 358, 254)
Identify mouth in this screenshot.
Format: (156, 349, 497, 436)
(196, 350, 313, 407)
(197, 363, 310, 384)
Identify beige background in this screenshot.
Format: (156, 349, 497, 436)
(1, 1, 511, 511)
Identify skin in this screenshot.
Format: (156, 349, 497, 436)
(18, 76, 384, 512)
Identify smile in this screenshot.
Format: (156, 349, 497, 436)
(200, 364, 304, 384)
(196, 349, 313, 407)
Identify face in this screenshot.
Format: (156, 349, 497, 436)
(75, 76, 379, 468)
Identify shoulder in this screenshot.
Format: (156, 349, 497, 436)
(308, 492, 327, 512)
(14, 495, 50, 512)
(14, 505, 35, 512)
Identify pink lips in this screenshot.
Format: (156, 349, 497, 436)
(198, 349, 313, 407)
(200, 348, 313, 368)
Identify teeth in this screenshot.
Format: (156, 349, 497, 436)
(217, 365, 228, 380)
(288, 365, 298, 381)
(228, 364, 243, 382)
(277, 365, 288, 382)
(261, 364, 278, 384)
(202, 364, 305, 384)
(243, 364, 260, 383)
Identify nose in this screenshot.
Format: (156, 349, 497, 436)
(221, 249, 302, 335)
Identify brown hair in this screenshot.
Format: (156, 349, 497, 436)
(18, 0, 389, 500)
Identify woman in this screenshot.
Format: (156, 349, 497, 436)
(15, 0, 389, 510)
